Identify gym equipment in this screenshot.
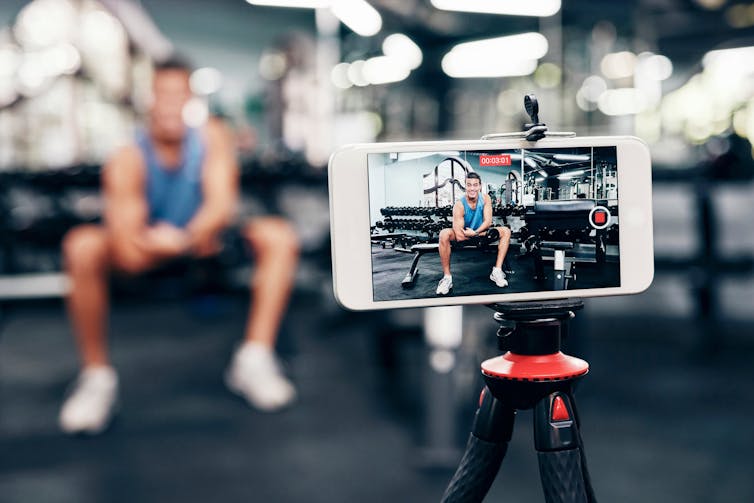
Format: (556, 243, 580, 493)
(441, 299, 594, 503)
(400, 233, 514, 289)
(523, 200, 611, 291)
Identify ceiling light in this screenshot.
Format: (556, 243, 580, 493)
(331, 0, 382, 37)
(362, 56, 410, 85)
(382, 34, 422, 70)
(600, 51, 637, 79)
(245, 0, 330, 8)
(430, 0, 561, 17)
(448, 32, 548, 61)
(598, 88, 647, 116)
(553, 154, 590, 161)
(442, 56, 537, 78)
(190, 67, 223, 95)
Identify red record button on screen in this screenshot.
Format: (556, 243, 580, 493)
(588, 205, 612, 230)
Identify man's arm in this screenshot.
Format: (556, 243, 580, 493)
(103, 146, 150, 263)
(452, 201, 467, 241)
(186, 118, 239, 254)
(475, 194, 493, 234)
(103, 146, 191, 264)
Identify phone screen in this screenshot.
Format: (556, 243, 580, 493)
(367, 147, 620, 301)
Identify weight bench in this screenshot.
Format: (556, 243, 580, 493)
(400, 241, 513, 288)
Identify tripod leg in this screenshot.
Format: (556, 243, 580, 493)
(441, 388, 515, 503)
(534, 392, 591, 503)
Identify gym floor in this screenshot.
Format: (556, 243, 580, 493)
(1, 293, 752, 502)
(371, 245, 620, 301)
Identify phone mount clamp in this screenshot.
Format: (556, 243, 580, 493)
(480, 94, 576, 142)
(442, 96, 596, 503)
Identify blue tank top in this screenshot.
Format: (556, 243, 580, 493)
(461, 196, 484, 230)
(136, 128, 205, 228)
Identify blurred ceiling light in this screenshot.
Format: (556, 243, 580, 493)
(14, 0, 76, 49)
(497, 89, 520, 116)
(443, 33, 547, 78)
(580, 75, 607, 102)
(81, 9, 124, 52)
(724, 4, 754, 28)
(601, 51, 637, 79)
(347, 60, 369, 86)
(382, 34, 422, 70)
(430, 0, 561, 17)
(331, 0, 382, 37)
(245, 0, 330, 7)
(636, 53, 673, 81)
(442, 55, 537, 78)
(576, 88, 598, 112)
(190, 67, 223, 95)
(448, 33, 548, 61)
(362, 56, 410, 85)
(598, 88, 647, 115)
(534, 62, 561, 88)
(259, 51, 288, 80)
(331, 62, 352, 89)
(703, 45, 754, 70)
(0, 46, 20, 78)
(16, 57, 50, 96)
(694, 0, 726, 9)
(48, 43, 80, 75)
(182, 97, 209, 127)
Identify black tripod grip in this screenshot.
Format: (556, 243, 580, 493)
(538, 449, 588, 503)
(442, 390, 515, 502)
(441, 434, 508, 503)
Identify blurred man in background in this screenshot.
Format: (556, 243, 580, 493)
(59, 58, 299, 434)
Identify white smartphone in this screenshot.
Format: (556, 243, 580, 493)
(329, 136, 653, 310)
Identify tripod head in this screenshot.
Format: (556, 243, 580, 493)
(481, 299, 588, 409)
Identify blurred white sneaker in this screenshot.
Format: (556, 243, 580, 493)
(226, 342, 296, 412)
(490, 267, 508, 287)
(436, 275, 453, 295)
(59, 366, 118, 435)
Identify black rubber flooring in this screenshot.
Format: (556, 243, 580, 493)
(1, 295, 753, 502)
(372, 246, 620, 301)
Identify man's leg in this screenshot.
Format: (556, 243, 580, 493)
(494, 226, 512, 269)
(61, 225, 159, 434)
(63, 225, 159, 368)
(437, 228, 459, 295)
(63, 225, 111, 368)
(438, 228, 456, 276)
(226, 217, 299, 411)
(241, 217, 299, 347)
(489, 226, 512, 288)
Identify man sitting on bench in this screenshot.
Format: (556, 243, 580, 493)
(436, 172, 512, 295)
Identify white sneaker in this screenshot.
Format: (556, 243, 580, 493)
(226, 342, 296, 412)
(436, 275, 453, 295)
(59, 366, 118, 435)
(490, 267, 508, 287)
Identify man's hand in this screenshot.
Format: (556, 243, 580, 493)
(134, 223, 191, 258)
(463, 228, 478, 238)
(186, 223, 222, 258)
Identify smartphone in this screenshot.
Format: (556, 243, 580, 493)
(329, 136, 653, 310)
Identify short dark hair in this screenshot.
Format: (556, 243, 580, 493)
(466, 172, 481, 183)
(154, 54, 193, 75)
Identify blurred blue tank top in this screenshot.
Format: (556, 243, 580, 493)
(136, 127, 205, 228)
(461, 196, 484, 230)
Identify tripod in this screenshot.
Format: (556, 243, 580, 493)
(442, 299, 596, 503)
